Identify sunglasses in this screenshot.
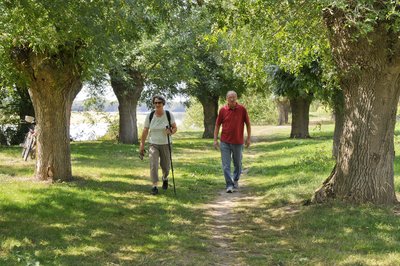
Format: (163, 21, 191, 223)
(154, 101, 163, 104)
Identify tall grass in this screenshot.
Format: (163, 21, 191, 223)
(0, 124, 400, 265)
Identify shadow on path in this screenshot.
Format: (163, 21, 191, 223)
(200, 169, 263, 265)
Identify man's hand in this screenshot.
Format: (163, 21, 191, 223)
(245, 137, 251, 148)
(213, 139, 219, 150)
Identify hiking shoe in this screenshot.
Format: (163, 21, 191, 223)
(233, 180, 239, 189)
(226, 186, 233, 193)
(162, 179, 168, 190)
(151, 186, 158, 195)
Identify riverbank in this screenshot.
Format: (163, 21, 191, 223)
(70, 111, 186, 141)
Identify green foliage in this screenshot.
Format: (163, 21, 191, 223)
(266, 61, 323, 106)
(328, 1, 400, 35)
(0, 87, 18, 144)
(149, 5, 248, 102)
(0, 0, 184, 83)
(183, 91, 278, 128)
(212, 1, 328, 79)
(0, 85, 34, 145)
(182, 99, 204, 129)
(210, 0, 400, 99)
(240, 90, 277, 125)
(82, 92, 107, 112)
(112, 25, 190, 107)
(212, 1, 350, 113)
(99, 116, 119, 141)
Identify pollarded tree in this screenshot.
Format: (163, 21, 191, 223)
(109, 67, 144, 144)
(274, 96, 290, 125)
(108, 1, 205, 145)
(173, 7, 247, 138)
(268, 61, 323, 139)
(313, 2, 400, 204)
(213, 0, 400, 204)
(0, 1, 182, 181)
(109, 19, 194, 144)
(187, 44, 246, 138)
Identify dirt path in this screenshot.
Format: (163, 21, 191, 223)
(202, 170, 263, 265)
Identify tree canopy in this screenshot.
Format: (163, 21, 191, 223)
(0, 0, 187, 181)
(208, 0, 400, 204)
(0, 0, 183, 82)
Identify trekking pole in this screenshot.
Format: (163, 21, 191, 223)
(166, 126, 176, 195)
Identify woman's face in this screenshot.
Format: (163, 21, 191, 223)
(153, 98, 164, 109)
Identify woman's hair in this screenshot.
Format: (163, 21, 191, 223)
(152, 95, 166, 105)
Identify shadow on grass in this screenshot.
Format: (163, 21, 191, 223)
(3, 127, 400, 265)
(174, 131, 203, 139)
(252, 130, 333, 143)
(1, 139, 221, 264)
(0, 175, 214, 265)
(230, 198, 400, 265)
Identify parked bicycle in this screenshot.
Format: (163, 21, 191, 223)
(20, 116, 36, 161)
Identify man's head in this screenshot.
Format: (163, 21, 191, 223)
(226, 91, 238, 108)
(152, 95, 166, 106)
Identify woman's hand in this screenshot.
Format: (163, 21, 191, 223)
(165, 126, 177, 135)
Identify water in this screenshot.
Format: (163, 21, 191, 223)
(70, 112, 185, 141)
(70, 122, 109, 141)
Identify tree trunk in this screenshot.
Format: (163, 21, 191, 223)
(198, 94, 218, 138)
(313, 7, 400, 204)
(276, 97, 290, 125)
(110, 68, 144, 144)
(13, 46, 82, 181)
(332, 89, 344, 159)
(284, 101, 289, 124)
(289, 96, 312, 138)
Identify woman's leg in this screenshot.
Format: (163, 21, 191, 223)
(149, 144, 160, 186)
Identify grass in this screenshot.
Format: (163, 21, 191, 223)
(1, 123, 400, 265)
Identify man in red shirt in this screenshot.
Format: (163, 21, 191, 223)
(213, 91, 251, 193)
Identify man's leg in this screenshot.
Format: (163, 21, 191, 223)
(232, 144, 243, 187)
(220, 141, 234, 189)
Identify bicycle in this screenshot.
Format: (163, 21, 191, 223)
(20, 116, 36, 161)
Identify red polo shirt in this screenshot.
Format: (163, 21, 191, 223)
(216, 103, 250, 144)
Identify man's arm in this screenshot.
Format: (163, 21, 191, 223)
(245, 111, 251, 148)
(245, 120, 251, 148)
(213, 122, 221, 149)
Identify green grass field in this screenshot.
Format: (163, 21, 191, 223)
(1, 124, 400, 265)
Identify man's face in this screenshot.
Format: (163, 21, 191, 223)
(226, 93, 237, 108)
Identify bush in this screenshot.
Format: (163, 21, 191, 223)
(96, 113, 119, 141)
(240, 90, 277, 125)
(182, 99, 204, 130)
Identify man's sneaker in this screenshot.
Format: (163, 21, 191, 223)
(234, 180, 239, 189)
(162, 179, 168, 190)
(151, 186, 158, 195)
(226, 186, 233, 193)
